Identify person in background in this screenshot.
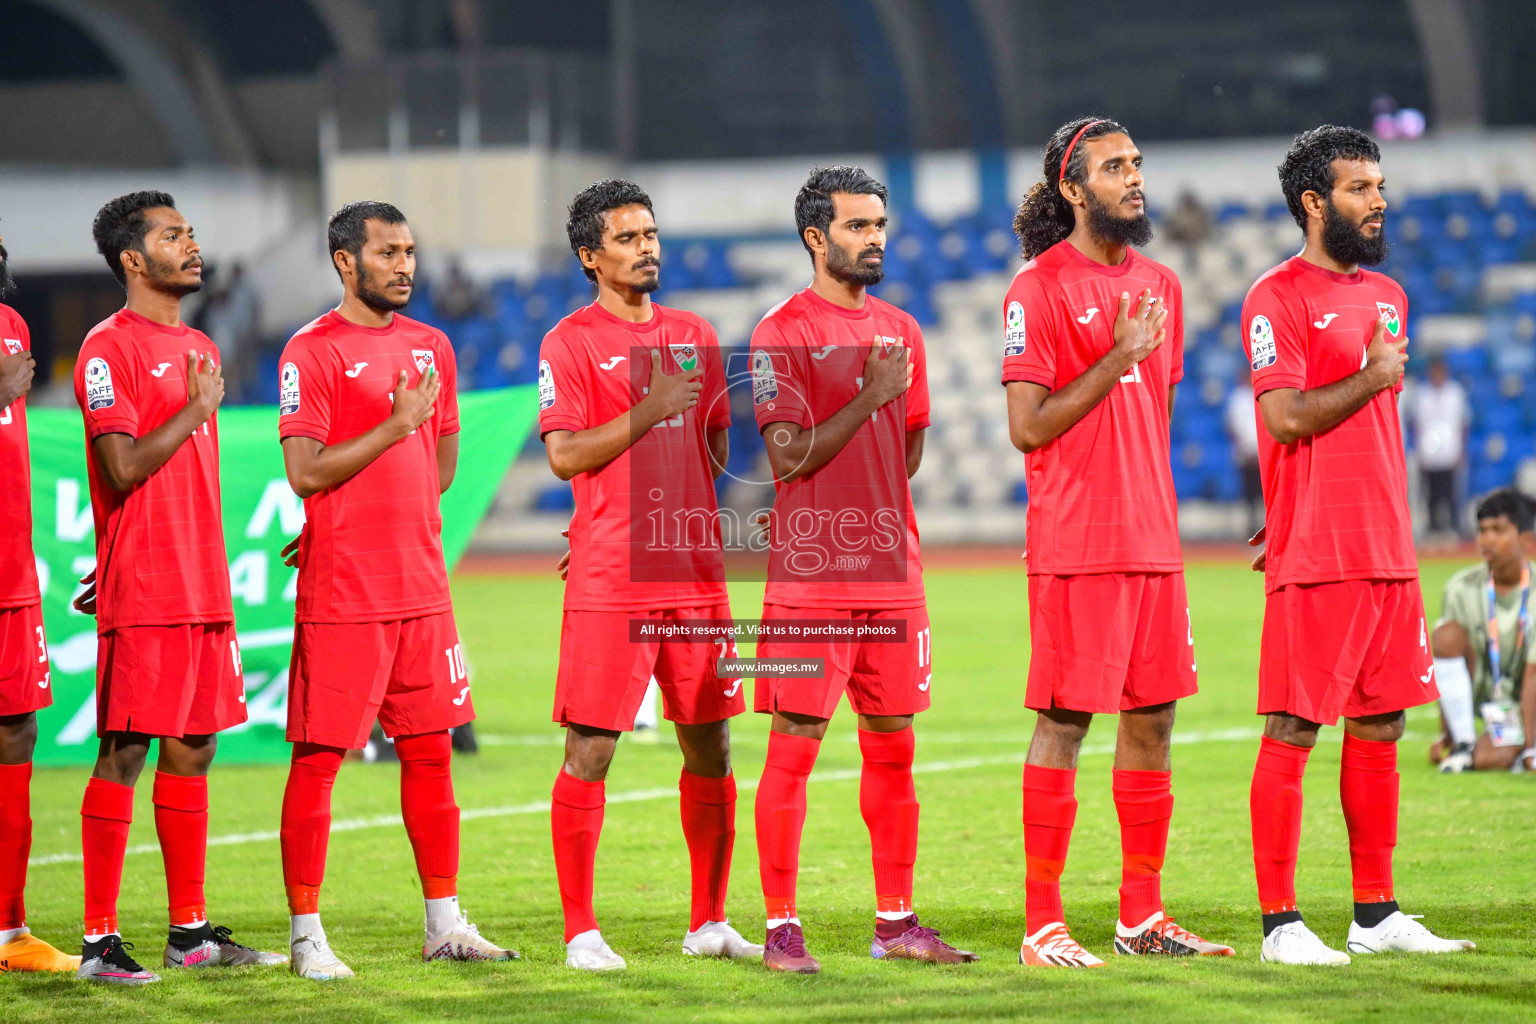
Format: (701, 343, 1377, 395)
(1408, 356, 1468, 538)
(1225, 366, 1263, 535)
(195, 263, 260, 403)
(435, 259, 483, 321)
(1163, 190, 1213, 257)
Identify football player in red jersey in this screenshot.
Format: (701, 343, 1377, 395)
(276, 202, 515, 979)
(539, 180, 759, 971)
(750, 166, 976, 974)
(1242, 126, 1473, 964)
(1005, 118, 1232, 966)
(72, 193, 284, 985)
(0, 235, 80, 974)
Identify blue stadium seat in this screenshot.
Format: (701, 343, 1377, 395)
(535, 483, 574, 512)
(1011, 480, 1030, 505)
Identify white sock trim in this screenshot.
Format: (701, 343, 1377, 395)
(876, 910, 913, 921)
(290, 913, 323, 944)
(425, 895, 460, 935)
(765, 916, 801, 929)
(0, 926, 28, 944)
(1435, 657, 1477, 746)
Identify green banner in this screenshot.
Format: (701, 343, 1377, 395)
(26, 385, 538, 766)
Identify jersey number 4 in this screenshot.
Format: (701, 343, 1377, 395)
(1119, 363, 1143, 385)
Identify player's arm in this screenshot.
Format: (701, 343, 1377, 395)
(544, 350, 698, 480)
(0, 347, 34, 407)
(1168, 384, 1177, 424)
(762, 340, 909, 483)
(1008, 290, 1166, 454)
(437, 431, 459, 493)
(905, 428, 924, 479)
(282, 369, 438, 498)
(93, 351, 222, 492)
(1256, 318, 1406, 444)
(707, 427, 728, 481)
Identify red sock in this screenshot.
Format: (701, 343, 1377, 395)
(755, 732, 819, 921)
(1250, 736, 1311, 915)
(1113, 769, 1172, 927)
(1340, 733, 1397, 905)
(0, 762, 32, 932)
(859, 728, 917, 916)
(81, 776, 134, 936)
(551, 770, 604, 941)
(280, 743, 343, 915)
(152, 771, 208, 926)
(1022, 764, 1076, 935)
(679, 770, 735, 931)
(396, 732, 459, 900)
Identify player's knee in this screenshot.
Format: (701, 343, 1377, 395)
(564, 726, 619, 781)
(677, 720, 732, 778)
(395, 730, 452, 766)
(0, 712, 38, 764)
(160, 734, 217, 776)
(1345, 711, 1405, 743)
(1431, 620, 1470, 659)
(1262, 713, 1319, 747)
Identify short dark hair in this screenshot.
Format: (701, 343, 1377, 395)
(1278, 125, 1381, 230)
(327, 200, 407, 278)
(566, 179, 654, 282)
(1476, 487, 1534, 533)
(93, 190, 178, 287)
(794, 165, 889, 265)
(1013, 117, 1129, 261)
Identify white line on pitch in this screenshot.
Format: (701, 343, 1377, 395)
(27, 726, 1261, 868)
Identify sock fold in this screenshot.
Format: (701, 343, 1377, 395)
(1340, 733, 1398, 905)
(858, 728, 918, 916)
(281, 743, 344, 916)
(153, 771, 209, 926)
(0, 762, 32, 932)
(81, 776, 135, 936)
(755, 732, 820, 922)
(397, 731, 459, 899)
(1023, 763, 1076, 934)
(1112, 768, 1172, 927)
(551, 770, 605, 942)
(679, 769, 736, 931)
(1250, 736, 1311, 916)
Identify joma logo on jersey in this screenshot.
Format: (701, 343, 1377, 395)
(1376, 302, 1401, 337)
(670, 343, 698, 372)
(412, 349, 435, 374)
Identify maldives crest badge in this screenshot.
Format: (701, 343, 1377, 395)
(670, 342, 698, 372)
(1376, 302, 1401, 337)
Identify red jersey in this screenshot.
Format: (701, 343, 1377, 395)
(1241, 256, 1416, 593)
(750, 288, 930, 609)
(1001, 241, 1185, 575)
(279, 310, 460, 624)
(539, 301, 731, 612)
(73, 309, 232, 631)
(0, 304, 39, 609)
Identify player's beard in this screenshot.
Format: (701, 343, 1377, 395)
(825, 236, 884, 286)
(1084, 187, 1153, 249)
(0, 244, 13, 299)
(1321, 196, 1389, 267)
(356, 263, 411, 313)
(144, 252, 202, 298)
(630, 257, 660, 295)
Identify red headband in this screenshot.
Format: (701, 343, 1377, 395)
(1059, 120, 1104, 181)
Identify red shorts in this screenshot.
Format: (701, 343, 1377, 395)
(1259, 579, 1437, 725)
(0, 604, 52, 716)
(753, 604, 932, 719)
(554, 604, 744, 732)
(1026, 572, 1198, 714)
(97, 623, 247, 737)
(288, 611, 473, 750)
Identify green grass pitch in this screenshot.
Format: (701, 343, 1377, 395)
(6, 559, 1535, 1022)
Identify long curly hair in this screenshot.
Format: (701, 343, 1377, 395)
(1013, 116, 1128, 261)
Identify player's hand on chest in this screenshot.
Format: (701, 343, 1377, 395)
(339, 346, 436, 419)
(1306, 299, 1403, 381)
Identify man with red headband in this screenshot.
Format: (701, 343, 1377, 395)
(1003, 117, 1233, 967)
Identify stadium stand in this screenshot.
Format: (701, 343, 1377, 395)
(397, 187, 1536, 545)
